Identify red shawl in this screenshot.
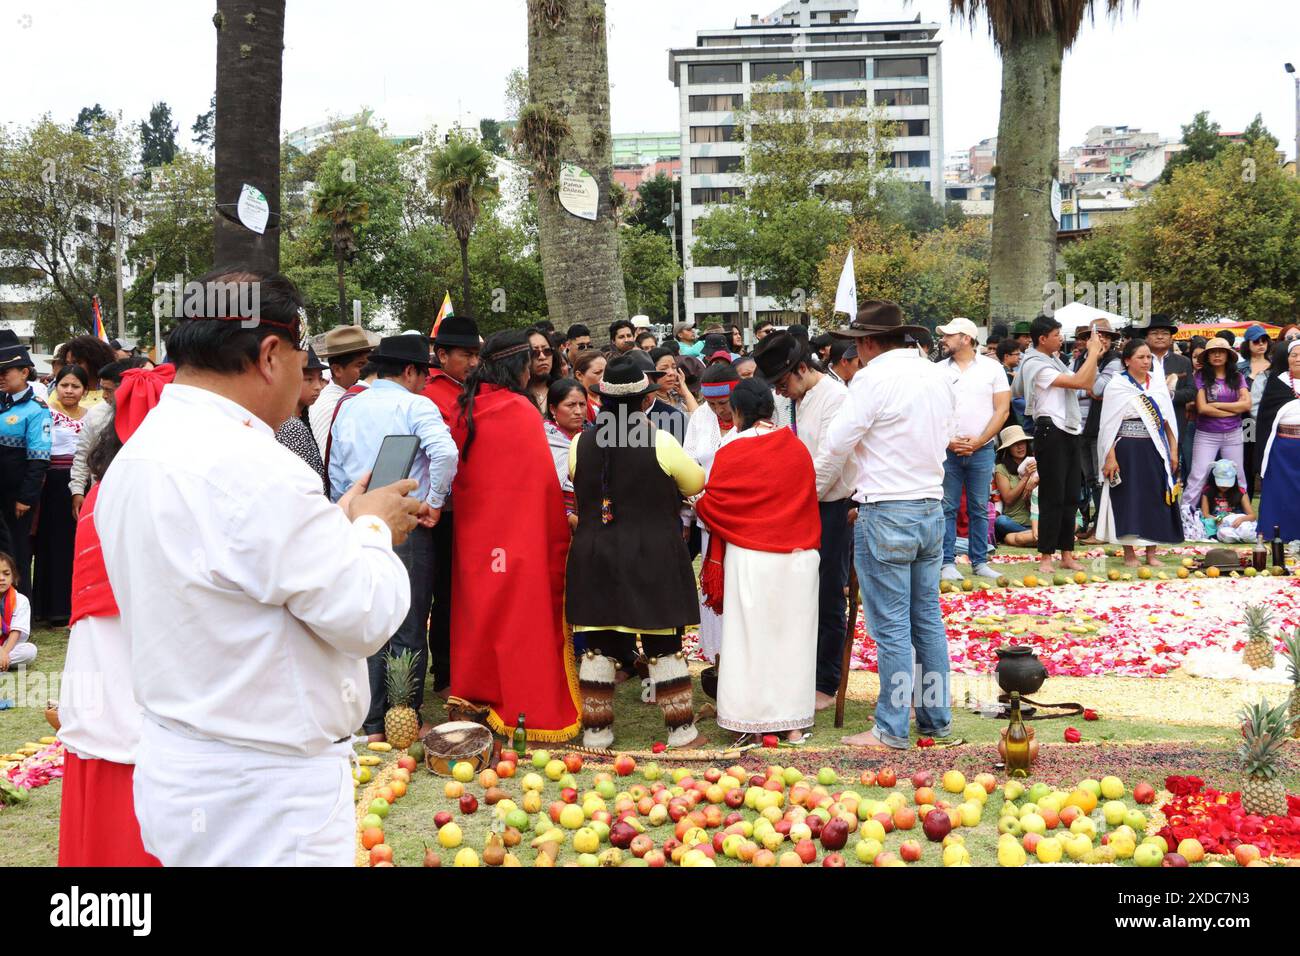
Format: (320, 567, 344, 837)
(694, 427, 821, 614)
(448, 385, 579, 741)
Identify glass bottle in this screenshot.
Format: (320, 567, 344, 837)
(1253, 534, 1269, 572)
(512, 712, 527, 758)
(1271, 525, 1285, 571)
(1004, 692, 1031, 778)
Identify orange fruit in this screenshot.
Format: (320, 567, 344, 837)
(361, 826, 385, 850)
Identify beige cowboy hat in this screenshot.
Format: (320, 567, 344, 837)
(997, 424, 1033, 451)
(316, 325, 380, 359)
(1202, 337, 1234, 354)
(1089, 318, 1118, 337)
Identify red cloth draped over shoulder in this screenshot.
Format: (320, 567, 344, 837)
(422, 371, 463, 427)
(448, 384, 579, 741)
(694, 428, 821, 614)
(70, 483, 116, 625)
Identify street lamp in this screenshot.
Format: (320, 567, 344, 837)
(1287, 64, 1299, 174)
(663, 204, 680, 327)
(83, 163, 127, 340)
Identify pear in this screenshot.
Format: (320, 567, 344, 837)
(422, 845, 441, 868)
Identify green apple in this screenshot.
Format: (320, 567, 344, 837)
(368, 797, 390, 819)
(532, 749, 551, 769)
(1102, 801, 1127, 826)
(855, 838, 883, 864)
(782, 767, 803, 786)
(672, 767, 690, 783)
(361, 813, 383, 830)
(817, 767, 839, 786)
(641, 763, 661, 781)
(577, 852, 599, 867)
(1027, 782, 1052, 804)
(1143, 834, 1168, 855)
(1099, 776, 1125, 800)
(1019, 813, 1047, 835)
(1003, 780, 1025, 801)
(1133, 843, 1163, 867)
(1123, 809, 1147, 832)
(1017, 802, 1039, 818)
(596, 779, 617, 800)
(505, 809, 530, 830)
(1077, 778, 1101, 797)
(997, 816, 1023, 837)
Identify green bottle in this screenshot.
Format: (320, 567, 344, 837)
(513, 712, 527, 758)
(1004, 692, 1031, 778)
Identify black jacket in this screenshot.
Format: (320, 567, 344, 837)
(1157, 351, 1196, 428)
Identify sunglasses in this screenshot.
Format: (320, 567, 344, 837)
(532, 347, 554, 358)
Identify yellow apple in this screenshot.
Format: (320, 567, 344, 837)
(942, 770, 967, 794)
(1100, 776, 1124, 799)
(1035, 837, 1063, 863)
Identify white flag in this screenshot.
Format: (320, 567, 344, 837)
(833, 248, 857, 318)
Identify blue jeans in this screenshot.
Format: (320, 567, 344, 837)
(942, 442, 996, 566)
(814, 499, 854, 695)
(855, 500, 951, 748)
(364, 524, 434, 734)
(995, 514, 1030, 540)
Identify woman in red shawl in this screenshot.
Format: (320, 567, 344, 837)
(695, 380, 821, 744)
(448, 331, 579, 741)
(57, 363, 173, 866)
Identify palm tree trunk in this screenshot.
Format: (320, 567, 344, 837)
(336, 242, 347, 323)
(459, 236, 472, 315)
(212, 0, 285, 273)
(988, 31, 1061, 327)
(528, 0, 627, 333)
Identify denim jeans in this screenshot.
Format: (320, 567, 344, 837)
(814, 498, 854, 696)
(363, 524, 435, 734)
(995, 513, 1030, 540)
(941, 442, 996, 566)
(855, 499, 951, 748)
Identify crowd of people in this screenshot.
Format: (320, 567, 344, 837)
(6, 259, 1299, 867)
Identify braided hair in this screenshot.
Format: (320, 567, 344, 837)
(457, 329, 533, 462)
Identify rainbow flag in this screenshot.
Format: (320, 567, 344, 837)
(431, 292, 454, 338)
(91, 296, 110, 343)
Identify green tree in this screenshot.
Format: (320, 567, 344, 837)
(1160, 111, 1224, 184)
(619, 225, 680, 319)
(1057, 224, 1127, 290)
(949, 0, 1135, 326)
(523, 0, 627, 330)
(479, 118, 506, 156)
(140, 101, 179, 168)
(874, 179, 966, 236)
(1242, 113, 1280, 150)
(192, 94, 216, 148)
(428, 132, 499, 314)
(627, 172, 680, 239)
(1126, 141, 1300, 322)
(311, 175, 369, 325)
(74, 104, 109, 135)
(213, 0, 285, 272)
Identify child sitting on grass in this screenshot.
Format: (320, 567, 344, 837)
(0, 552, 34, 672)
(1200, 459, 1257, 544)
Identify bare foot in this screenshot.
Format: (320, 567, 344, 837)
(1038, 560, 1056, 575)
(1123, 559, 1141, 568)
(365, 732, 386, 743)
(1060, 556, 1084, 571)
(785, 729, 806, 743)
(1144, 555, 1162, 567)
(841, 729, 896, 750)
(814, 691, 836, 711)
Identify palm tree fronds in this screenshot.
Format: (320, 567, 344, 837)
(947, 0, 1135, 51)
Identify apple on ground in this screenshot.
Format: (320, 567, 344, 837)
(899, 840, 922, 862)
(1234, 844, 1262, 866)
(822, 852, 845, 867)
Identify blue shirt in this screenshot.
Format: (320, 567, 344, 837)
(0, 387, 52, 505)
(328, 379, 458, 508)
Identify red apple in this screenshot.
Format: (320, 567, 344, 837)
(459, 794, 478, 815)
(894, 807, 917, 831)
(704, 767, 723, 784)
(859, 770, 877, 787)
(1022, 832, 1041, 854)
(749, 774, 767, 788)
(369, 844, 393, 865)
(795, 838, 818, 865)
(911, 770, 935, 790)
(922, 807, 952, 842)
(873, 812, 895, 833)
(1134, 781, 1156, 805)
(434, 810, 452, 829)
(1162, 853, 1189, 868)
(822, 852, 846, 867)
(548, 801, 564, 824)
(662, 837, 681, 856)
(563, 753, 583, 774)
(820, 818, 850, 852)
(724, 788, 745, 809)
(590, 809, 612, 826)
(609, 820, 637, 849)
(899, 839, 922, 862)
(877, 768, 897, 788)
(560, 787, 578, 804)
(1234, 844, 1262, 866)
(397, 755, 417, 773)
(775, 818, 793, 836)
(644, 849, 666, 868)
(806, 814, 824, 838)
(873, 851, 899, 867)
(667, 800, 689, 823)
(614, 754, 637, 776)
(629, 834, 654, 858)
(703, 805, 723, 829)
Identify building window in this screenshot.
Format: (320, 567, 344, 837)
(690, 125, 736, 143)
(700, 37, 739, 48)
(890, 150, 931, 168)
(810, 32, 864, 43)
(900, 119, 930, 137)
(874, 57, 929, 78)
(695, 281, 739, 298)
(751, 90, 803, 110)
(760, 34, 794, 45)
(822, 89, 867, 107)
(751, 60, 801, 81)
(691, 186, 742, 205)
(813, 59, 866, 81)
(874, 87, 929, 107)
(689, 63, 742, 84)
(690, 93, 744, 111)
(691, 155, 742, 174)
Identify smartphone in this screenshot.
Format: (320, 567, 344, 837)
(369, 435, 421, 492)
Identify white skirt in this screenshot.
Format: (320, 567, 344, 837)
(696, 529, 722, 662)
(716, 544, 819, 733)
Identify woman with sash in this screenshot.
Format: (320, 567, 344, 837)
(1256, 338, 1300, 544)
(1096, 339, 1183, 566)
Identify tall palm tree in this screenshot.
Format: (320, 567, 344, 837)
(311, 179, 370, 323)
(212, 0, 285, 272)
(948, 0, 1135, 326)
(428, 134, 499, 313)
(525, 0, 628, 330)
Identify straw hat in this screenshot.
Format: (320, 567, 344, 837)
(997, 424, 1032, 451)
(1202, 337, 1234, 354)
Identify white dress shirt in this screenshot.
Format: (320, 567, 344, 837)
(816, 348, 956, 503)
(795, 374, 858, 502)
(1032, 364, 1075, 433)
(96, 383, 411, 758)
(940, 352, 1009, 442)
(309, 381, 347, 455)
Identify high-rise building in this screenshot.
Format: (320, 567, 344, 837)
(668, 0, 944, 329)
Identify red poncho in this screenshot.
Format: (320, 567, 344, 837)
(694, 428, 821, 614)
(449, 385, 579, 741)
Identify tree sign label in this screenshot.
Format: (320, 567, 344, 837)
(1050, 179, 1062, 225)
(237, 183, 270, 234)
(558, 164, 599, 221)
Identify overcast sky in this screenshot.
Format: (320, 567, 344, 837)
(4, 0, 1298, 161)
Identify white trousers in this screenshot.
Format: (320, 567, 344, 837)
(133, 718, 355, 866)
(5, 641, 36, 666)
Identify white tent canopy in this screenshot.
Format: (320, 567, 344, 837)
(1050, 301, 1131, 340)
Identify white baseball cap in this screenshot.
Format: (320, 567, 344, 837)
(936, 317, 980, 339)
(631, 315, 652, 329)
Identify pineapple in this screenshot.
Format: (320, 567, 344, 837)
(383, 650, 420, 750)
(1237, 698, 1296, 817)
(1241, 604, 1276, 670)
(1284, 628, 1300, 738)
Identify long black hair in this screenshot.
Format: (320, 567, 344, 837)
(457, 329, 533, 462)
(1199, 344, 1243, 393)
(730, 378, 774, 432)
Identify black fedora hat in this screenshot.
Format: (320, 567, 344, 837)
(434, 315, 481, 350)
(372, 334, 435, 368)
(626, 348, 667, 379)
(1145, 314, 1178, 332)
(304, 345, 326, 371)
(752, 330, 805, 381)
(831, 299, 928, 341)
(598, 355, 657, 400)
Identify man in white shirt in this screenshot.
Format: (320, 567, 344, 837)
(96, 268, 420, 866)
(815, 301, 957, 751)
(1012, 314, 1103, 575)
(309, 326, 377, 454)
(754, 332, 858, 711)
(936, 318, 1010, 581)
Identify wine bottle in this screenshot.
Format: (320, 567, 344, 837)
(1004, 692, 1031, 777)
(1271, 525, 1285, 572)
(513, 712, 528, 758)
(1253, 534, 1268, 572)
